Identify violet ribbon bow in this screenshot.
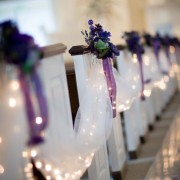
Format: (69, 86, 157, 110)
(102, 58, 116, 118)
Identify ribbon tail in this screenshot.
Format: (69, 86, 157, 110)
(102, 58, 117, 118)
(137, 53, 145, 101)
(165, 47, 171, 66)
(31, 69, 48, 130)
(19, 71, 44, 145)
(153, 46, 162, 74)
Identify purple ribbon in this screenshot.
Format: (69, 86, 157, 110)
(19, 68, 48, 146)
(102, 58, 116, 118)
(153, 41, 161, 73)
(164, 46, 172, 66)
(136, 52, 146, 101)
(175, 45, 180, 66)
(153, 42, 168, 75)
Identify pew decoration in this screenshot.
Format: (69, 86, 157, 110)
(0, 20, 48, 145)
(123, 31, 152, 100)
(81, 19, 118, 117)
(82, 19, 135, 115)
(143, 33, 167, 90)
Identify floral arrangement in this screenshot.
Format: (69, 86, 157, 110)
(123, 31, 148, 100)
(81, 19, 119, 59)
(123, 31, 144, 55)
(0, 20, 48, 145)
(0, 21, 43, 74)
(81, 20, 119, 118)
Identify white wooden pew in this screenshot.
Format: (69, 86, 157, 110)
(116, 48, 146, 158)
(69, 46, 127, 180)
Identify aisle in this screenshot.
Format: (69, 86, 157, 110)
(124, 93, 180, 180)
(145, 95, 180, 179)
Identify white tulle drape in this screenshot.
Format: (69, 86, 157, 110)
(30, 60, 137, 180)
(0, 58, 136, 180)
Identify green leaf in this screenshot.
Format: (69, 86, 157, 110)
(94, 39, 108, 50)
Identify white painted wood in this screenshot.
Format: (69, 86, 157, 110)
(133, 98, 148, 139)
(107, 112, 126, 172)
(88, 145, 110, 180)
(41, 54, 74, 155)
(73, 54, 111, 180)
(116, 50, 141, 153)
(145, 91, 156, 125)
(41, 54, 74, 136)
(123, 101, 140, 152)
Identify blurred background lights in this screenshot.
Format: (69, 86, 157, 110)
(10, 81, 20, 91)
(30, 150, 37, 157)
(35, 117, 43, 125)
(8, 98, 17, 108)
(0, 165, 4, 174)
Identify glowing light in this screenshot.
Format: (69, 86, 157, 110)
(46, 176, 51, 180)
(126, 100, 130, 104)
(24, 164, 32, 173)
(35, 161, 42, 169)
(89, 132, 93, 136)
(118, 104, 124, 110)
(30, 150, 37, 157)
(0, 165, 4, 174)
(82, 129, 86, 133)
(10, 81, 19, 91)
(169, 46, 175, 54)
(45, 164, 52, 172)
(26, 172, 33, 178)
(71, 175, 76, 179)
(78, 156, 82, 160)
(144, 55, 150, 66)
(133, 77, 137, 81)
(35, 117, 43, 125)
(132, 85, 136, 90)
(27, 163, 33, 169)
(132, 54, 138, 63)
(22, 151, 28, 158)
(99, 85, 102, 90)
(65, 173, 70, 178)
(143, 89, 151, 97)
(86, 163, 91, 167)
(8, 98, 17, 108)
(91, 153, 94, 157)
(54, 169, 60, 175)
(56, 175, 62, 180)
(108, 87, 112, 90)
(0, 137, 2, 144)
